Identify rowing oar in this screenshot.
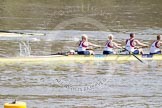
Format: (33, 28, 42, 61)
(51, 50, 78, 55)
(51, 47, 102, 55)
(51, 52, 68, 55)
(0, 30, 45, 36)
(123, 48, 144, 63)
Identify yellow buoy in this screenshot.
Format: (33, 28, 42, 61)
(4, 101, 26, 108)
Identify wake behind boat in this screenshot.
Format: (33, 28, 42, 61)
(0, 30, 45, 37)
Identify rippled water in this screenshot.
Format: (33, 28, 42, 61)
(0, 61, 162, 107)
(0, 0, 162, 108)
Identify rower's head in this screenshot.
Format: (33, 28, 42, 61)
(130, 33, 135, 38)
(82, 34, 88, 41)
(108, 34, 114, 40)
(157, 35, 161, 40)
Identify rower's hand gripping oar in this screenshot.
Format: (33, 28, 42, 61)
(123, 48, 144, 63)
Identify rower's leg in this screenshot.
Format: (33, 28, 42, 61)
(89, 50, 94, 55)
(139, 48, 143, 54)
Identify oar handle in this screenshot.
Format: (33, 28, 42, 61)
(135, 45, 149, 49)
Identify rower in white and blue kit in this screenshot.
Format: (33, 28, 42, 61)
(103, 34, 122, 54)
(150, 35, 162, 55)
(77, 34, 100, 55)
(125, 33, 148, 54)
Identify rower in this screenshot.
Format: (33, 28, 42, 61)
(125, 33, 148, 54)
(77, 34, 100, 55)
(150, 35, 162, 55)
(103, 34, 122, 55)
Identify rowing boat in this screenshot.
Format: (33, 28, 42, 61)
(0, 31, 161, 64)
(0, 54, 161, 63)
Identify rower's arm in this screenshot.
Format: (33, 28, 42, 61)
(160, 41, 162, 46)
(135, 40, 148, 46)
(88, 42, 100, 47)
(113, 42, 122, 49)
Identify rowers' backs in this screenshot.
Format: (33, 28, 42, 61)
(77, 34, 100, 55)
(77, 34, 161, 55)
(150, 35, 162, 55)
(103, 34, 122, 54)
(125, 33, 148, 54)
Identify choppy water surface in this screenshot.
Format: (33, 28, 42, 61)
(0, 61, 162, 108)
(0, 0, 162, 108)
